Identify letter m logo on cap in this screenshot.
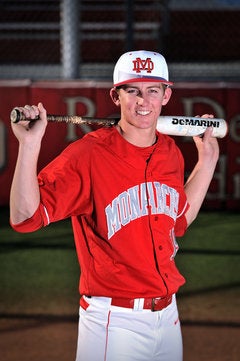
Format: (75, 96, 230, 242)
(132, 57, 154, 73)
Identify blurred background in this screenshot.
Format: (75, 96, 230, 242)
(0, 1, 239, 361)
(0, 0, 240, 81)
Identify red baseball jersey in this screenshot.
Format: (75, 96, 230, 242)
(11, 127, 189, 299)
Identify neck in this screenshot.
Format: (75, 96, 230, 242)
(116, 123, 157, 147)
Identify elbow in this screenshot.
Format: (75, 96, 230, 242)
(9, 203, 45, 233)
(185, 207, 198, 227)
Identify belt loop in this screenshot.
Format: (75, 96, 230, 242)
(133, 298, 144, 311)
(80, 296, 90, 311)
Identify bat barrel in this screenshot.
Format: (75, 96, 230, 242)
(157, 116, 228, 138)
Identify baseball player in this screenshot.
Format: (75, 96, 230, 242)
(10, 50, 219, 361)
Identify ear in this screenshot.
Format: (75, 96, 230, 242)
(162, 87, 172, 106)
(110, 88, 121, 106)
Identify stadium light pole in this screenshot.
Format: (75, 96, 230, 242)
(125, 0, 134, 51)
(60, 0, 80, 79)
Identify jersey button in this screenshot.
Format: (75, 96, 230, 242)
(154, 216, 158, 221)
(159, 245, 163, 250)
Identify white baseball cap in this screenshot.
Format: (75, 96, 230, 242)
(113, 50, 173, 87)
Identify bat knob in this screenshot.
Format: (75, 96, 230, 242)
(10, 108, 21, 123)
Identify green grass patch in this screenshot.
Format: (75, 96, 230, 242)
(0, 208, 79, 315)
(176, 211, 240, 294)
(0, 207, 239, 316)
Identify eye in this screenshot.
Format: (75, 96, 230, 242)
(148, 88, 160, 94)
(125, 87, 139, 95)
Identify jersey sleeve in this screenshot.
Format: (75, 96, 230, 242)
(175, 200, 189, 237)
(38, 140, 92, 222)
(173, 143, 189, 237)
(10, 139, 92, 233)
(10, 203, 48, 233)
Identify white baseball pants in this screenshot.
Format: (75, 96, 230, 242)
(75, 294, 183, 361)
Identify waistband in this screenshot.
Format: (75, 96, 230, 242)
(81, 295, 173, 312)
(111, 295, 172, 312)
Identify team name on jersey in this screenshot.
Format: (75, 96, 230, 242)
(105, 181, 179, 239)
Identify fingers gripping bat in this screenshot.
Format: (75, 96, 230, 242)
(10, 108, 228, 138)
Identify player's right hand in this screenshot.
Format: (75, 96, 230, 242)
(11, 102, 48, 143)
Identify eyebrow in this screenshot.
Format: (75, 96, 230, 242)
(121, 85, 161, 90)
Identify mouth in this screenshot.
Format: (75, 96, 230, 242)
(136, 110, 151, 116)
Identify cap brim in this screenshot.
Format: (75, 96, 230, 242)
(114, 77, 173, 87)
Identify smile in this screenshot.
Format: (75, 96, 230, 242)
(136, 110, 151, 116)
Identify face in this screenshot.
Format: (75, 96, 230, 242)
(110, 82, 172, 130)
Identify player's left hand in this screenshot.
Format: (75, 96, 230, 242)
(193, 114, 220, 166)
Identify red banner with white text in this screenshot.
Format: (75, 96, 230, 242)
(0, 80, 239, 210)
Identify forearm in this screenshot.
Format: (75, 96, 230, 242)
(10, 142, 41, 224)
(10, 102, 48, 224)
(184, 126, 219, 226)
(184, 160, 217, 226)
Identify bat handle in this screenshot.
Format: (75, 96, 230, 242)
(10, 108, 39, 123)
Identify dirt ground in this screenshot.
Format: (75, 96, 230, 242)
(1, 291, 239, 361)
(0, 318, 239, 361)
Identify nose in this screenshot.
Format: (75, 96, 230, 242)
(136, 93, 147, 105)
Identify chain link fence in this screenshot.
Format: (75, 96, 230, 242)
(0, 0, 240, 81)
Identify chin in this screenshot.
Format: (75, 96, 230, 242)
(136, 122, 155, 130)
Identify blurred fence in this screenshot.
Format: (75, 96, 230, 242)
(0, 0, 240, 81)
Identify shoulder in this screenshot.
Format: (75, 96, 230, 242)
(156, 132, 180, 150)
(156, 132, 184, 162)
(61, 127, 117, 158)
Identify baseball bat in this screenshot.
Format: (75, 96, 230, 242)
(10, 108, 228, 138)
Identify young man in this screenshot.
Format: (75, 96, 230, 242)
(10, 50, 219, 361)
